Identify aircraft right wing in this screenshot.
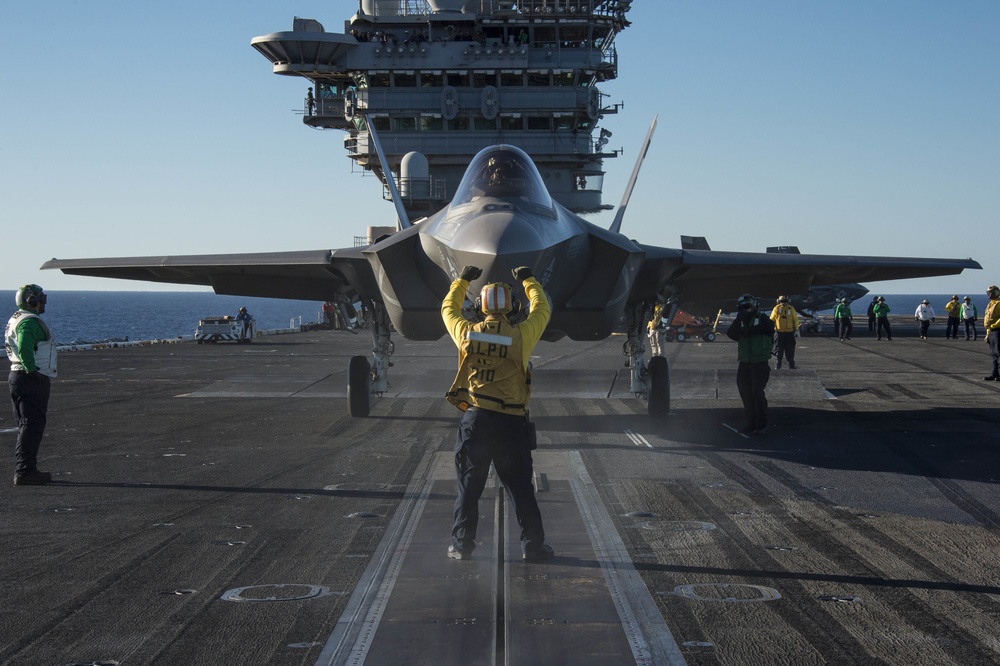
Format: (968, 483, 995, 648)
(630, 245, 981, 305)
(41, 247, 379, 303)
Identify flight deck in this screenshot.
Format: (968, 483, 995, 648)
(3, 321, 1000, 665)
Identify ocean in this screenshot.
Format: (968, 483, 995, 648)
(11, 291, 324, 345)
(814, 293, 982, 317)
(3, 291, 984, 345)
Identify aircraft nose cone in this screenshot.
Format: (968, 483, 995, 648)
(449, 209, 544, 255)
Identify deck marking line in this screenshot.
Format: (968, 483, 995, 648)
(624, 429, 652, 448)
(567, 451, 687, 665)
(315, 449, 437, 666)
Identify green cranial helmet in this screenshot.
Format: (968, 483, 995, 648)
(15, 284, 46, 310)
(736, 293, 758, 312)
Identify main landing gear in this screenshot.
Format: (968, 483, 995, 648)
(348, 302, 394, 417)
(623, 302, 671, 418)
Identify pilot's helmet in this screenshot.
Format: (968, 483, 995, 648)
(480, 282, 514, 315)
(487, 155, 516, 182)
(776, 295, 789, 304)
(736, 293, 758, 313)
(989, 285, 1000, 299)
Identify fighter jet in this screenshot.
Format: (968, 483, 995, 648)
(43, 141, 980, 417)
(677, 239, 871, 333)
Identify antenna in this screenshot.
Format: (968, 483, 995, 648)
(609, 115, 657, 235)
(367, 120, 412, 230)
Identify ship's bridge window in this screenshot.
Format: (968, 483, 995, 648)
(474, 117, 496, 131)
(499, 115, 522, 131)
(526, 116, 551, 131)
(472, 71, 497, 87)
(534, 27, 556, 46)
(554, 115, 574, 131)
(446, 71, 467, 87)
(394, 72, 417, 87)
(392, 116, 417, 131)
(452, 145, 552, 208)
(593, 27, 611, 49)
(421, 71, 443, 87)
(527, 71, 550, 86)
(559, 26, 588, 48)
(573, 172, 604, 192)
(450, 117, 471, 131)
(371, 116, 390, 131)
(553, 71, 575, 87)
(500, 71, 523, 87)
(420, 115, 443, 131)
(368, 72, 391, 87)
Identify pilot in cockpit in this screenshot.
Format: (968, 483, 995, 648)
(452, 145, 552, 209)
(472, 155, 525, 198)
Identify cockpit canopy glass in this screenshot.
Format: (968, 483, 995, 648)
(452, 145, 552, 208)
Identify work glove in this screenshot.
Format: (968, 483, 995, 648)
(512, 266, 533, 281)
(460, 265, 482, 281)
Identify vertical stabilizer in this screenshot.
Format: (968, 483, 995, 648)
(609, 115, 657, 235)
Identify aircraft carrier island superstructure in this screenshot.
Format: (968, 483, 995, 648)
(251, 0, 633, 220)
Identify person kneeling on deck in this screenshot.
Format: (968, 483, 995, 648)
(442, 265, 554, 562)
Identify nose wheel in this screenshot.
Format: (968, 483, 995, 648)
(348, 355, 371, 417)
(647, 355, 670, 417)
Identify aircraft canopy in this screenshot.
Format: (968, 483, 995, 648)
(452, 145, 552, 208)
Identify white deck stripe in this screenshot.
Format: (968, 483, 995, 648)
(315, 449, 438, 666)
(567, 451, 688, 665)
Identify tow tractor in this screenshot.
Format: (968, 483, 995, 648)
(664, 309, 721, 343)
(195, 316, 254, 344)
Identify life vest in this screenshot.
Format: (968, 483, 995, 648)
(770, 304, 799, 332)
(446, 316, 530, 415)
(5, 311, 58, 377)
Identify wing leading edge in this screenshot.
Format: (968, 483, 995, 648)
(41, 248, 377, 303)
(631, 246, 981, 305)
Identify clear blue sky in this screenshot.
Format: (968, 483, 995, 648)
(3, 1, 997, 295)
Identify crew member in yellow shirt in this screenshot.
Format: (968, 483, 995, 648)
(769, 295, 799, 369)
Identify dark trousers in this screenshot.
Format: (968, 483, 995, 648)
(919, 320, 931, 338)
(989, 331, 1000, 378)
(736, 361, 770, 430)
(9, 371, 51, 476)
(868, 314, 876, 331)
(774, 332, 796, 367)
(452, 408, 545, 555)
(964, 318, 978, 340)
(945, 317, 960, 338)
(839, 319, 853, 339)
(876, 317, 892, 340)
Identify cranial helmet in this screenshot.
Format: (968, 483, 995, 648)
(480, 282, 515, 315)
(989, 286, 1000, 299)
(877, 296, 885, 302)
(16, 284, 46, 311)
(776, 295, 789, 304)
(922, 299, 930, 304)
(736, 293, 758, 312)
(964, 296, 971, 302)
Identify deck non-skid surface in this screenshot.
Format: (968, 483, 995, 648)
(4, 324, 1000, 665)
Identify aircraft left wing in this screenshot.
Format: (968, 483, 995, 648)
(630, 245, 981, 304)
(41, 248, 378, 302)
